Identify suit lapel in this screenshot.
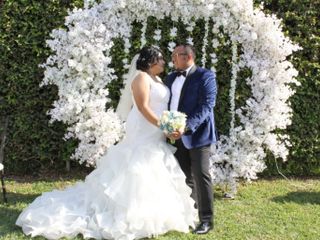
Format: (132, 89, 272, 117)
(178, 65, 197, 110)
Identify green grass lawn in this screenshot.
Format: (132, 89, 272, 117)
(0, 175, 319, 240)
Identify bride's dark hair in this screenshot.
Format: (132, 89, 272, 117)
(136, 46, 164, 71)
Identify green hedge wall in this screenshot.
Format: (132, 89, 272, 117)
(0, 0, 319, 176)
(254, 0, 320, 176)
(0, 0, 84, 174)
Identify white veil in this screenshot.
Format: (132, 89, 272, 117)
(116, 54, 140, 122)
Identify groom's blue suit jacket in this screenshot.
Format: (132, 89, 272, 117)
(165, 65, 217, 149)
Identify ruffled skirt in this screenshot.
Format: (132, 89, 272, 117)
(16, 139, 197, 240)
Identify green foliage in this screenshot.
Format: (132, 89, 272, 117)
(0, 1, 319, 175)
(0, 0, 83, 173)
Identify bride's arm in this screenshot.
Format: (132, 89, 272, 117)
(131, 72, 159, 127)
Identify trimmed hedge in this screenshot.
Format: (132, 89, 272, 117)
(254, 0, 320, 176)
(0, 0, 83, 174)
(0, 0, 319, 175)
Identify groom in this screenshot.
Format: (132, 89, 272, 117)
(165, 44, 217, 234)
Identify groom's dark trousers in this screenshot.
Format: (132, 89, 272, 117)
(174, 139, 213, 223)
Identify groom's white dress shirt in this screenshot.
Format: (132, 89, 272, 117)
(170, 65, 194, 111)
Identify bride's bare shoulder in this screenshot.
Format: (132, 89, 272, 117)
(136, 71, 149, 78)
(131, 71, 151, 89)
(132, 71, 150, 83)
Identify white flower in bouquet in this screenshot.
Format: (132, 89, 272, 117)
(159, 111, 187, 143)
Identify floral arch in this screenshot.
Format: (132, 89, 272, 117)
(41, 0, 300, 192)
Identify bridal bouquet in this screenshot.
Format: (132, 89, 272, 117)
(158, 110, 187, 143)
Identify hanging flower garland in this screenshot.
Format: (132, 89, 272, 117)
(122, 38, 131, 70)
(186, 21, 195, 45)
(153, 29, 162, 43)
(201, 18, 209, 67)
(140, 19, 148, 48)
(229, 40, 239, 131)
(41, 0, 300, 191)
(167, 26, 178, 69)
(210, 23, 222, 72)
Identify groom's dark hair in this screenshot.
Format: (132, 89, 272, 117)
(136, 46, 164, 71)
(176, 43, 196, 59)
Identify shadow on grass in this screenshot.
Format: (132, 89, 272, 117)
(272, 191, 320, 205)
(0, 205, 24, 238)
(6, 172, 89, 184)
(4, 191, 40, 204)
(0, 192, 45, 239)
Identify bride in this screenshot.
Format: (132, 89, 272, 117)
(16, 46, 197, 240)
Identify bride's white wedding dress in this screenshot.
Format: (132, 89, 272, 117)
(16, 75, 197, 240)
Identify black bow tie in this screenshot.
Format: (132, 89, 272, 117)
(175, 71, 187, 77)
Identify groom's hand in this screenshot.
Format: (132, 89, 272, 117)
(169, 128, 184, 140)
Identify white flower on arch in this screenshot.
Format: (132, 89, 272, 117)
(41, 0, 300, 191)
